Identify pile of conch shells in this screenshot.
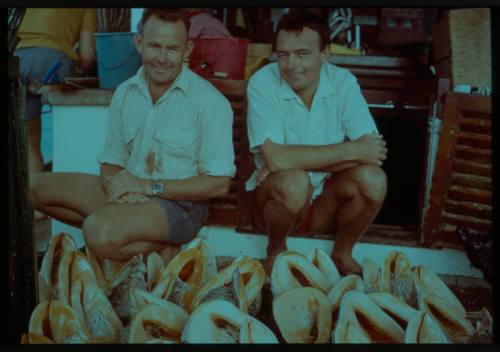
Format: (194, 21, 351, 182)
(22, 233, 491, 344)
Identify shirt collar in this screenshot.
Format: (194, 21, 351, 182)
(278, 63, 334, 100)
(129, 65, 190, 98)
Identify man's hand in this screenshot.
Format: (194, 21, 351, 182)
(104, 170, 149, 202)
(350, 133, 388, 166)
(115, 193, 150, 204)
(257, 165, 272, 186)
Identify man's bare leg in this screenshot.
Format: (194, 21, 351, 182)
(27, 119, 47, 220)
(159, 245, 181, 266)
(82, 199, 171, 261)
(309, 165, 387, 275)
(29, 172, 108, 227)
(255, 169, 312, 273)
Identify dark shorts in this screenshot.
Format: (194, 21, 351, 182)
(156, 199, 209, 244)
(14, 47, 76, 121)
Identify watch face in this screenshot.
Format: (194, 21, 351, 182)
(153, 182, 163, 195)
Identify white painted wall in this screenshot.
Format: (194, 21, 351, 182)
(51, 105, 109, 247)
(131, 8, 144, 33)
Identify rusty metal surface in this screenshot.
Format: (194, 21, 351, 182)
(7, 55, 37, 344)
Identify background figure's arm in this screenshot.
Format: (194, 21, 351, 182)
(77, 9, 96, 72)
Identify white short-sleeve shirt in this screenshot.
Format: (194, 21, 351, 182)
(98, 66, 236, 181)
(245, 62, 378, 200)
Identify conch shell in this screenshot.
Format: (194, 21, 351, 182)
(105, 255, 147, 324)
(335, 291, 405, 343)
(129, 288, 189, 322)
(405, 311, 449, 343)
(381, 251, 417, 306)
(333, 319, 370, 343)
(85, 247, 127, 289)
(190, 256, 265, 315)
(362, 257, 382, 293)
(271, 251, 330, 297)
(272, 287, 331, 343)
(414, 265, 466, 317)
(182, 300, 278, 343)
(151, 247, 205, 311)
(38, 233, 78, 302)
(306, 248, 341, 291)
(184, 236, 218, 284)
(70, 278, 123, 343)
(367, 292, 419, 330)
(27, 300, 90, 343)
(56, 250, 99, 306)
(418, 291, 474, 343)
(327, 274, 365, 317)
(20, 333, 54, 344)
(146, 251, 164, 291)
(129, 303, 188, 343)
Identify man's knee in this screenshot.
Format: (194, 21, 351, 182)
(83, 213, 120, 256)
(269, 169, 312, 213)
(29, 172, 47, 208)
(352, 165, 387, 203)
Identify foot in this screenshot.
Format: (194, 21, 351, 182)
(263, 247, 285, 276)
(332, 254, 362, 276)
(159, 245, 181, 266)
(34, 210, 49, 221)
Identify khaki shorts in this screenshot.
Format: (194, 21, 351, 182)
(155, 199, 209, 244)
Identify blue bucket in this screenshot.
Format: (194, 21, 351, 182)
(94, 32, 142, 89)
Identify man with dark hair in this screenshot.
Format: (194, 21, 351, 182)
(246, 8, 388, 275)
(30, 8, 235, 262)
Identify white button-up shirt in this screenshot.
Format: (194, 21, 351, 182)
(98, 66, 236, 180)
(245, 62, 378, 200)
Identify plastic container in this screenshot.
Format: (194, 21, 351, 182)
(94, 32, 142, 89)
(189, 38, 249, 80)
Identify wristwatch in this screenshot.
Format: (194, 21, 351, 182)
(152, 181, 164, 197)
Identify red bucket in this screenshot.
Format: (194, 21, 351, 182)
(189, 38, 249, 80)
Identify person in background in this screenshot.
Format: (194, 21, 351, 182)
(184, 8, 233, 39)
(246, 9, 388, 275)
(15, 8, 97, 220)
(29, 9, 235, 264)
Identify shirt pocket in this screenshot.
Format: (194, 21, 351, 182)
(154, 125, 197, 160)
(121, 120, 140, 152)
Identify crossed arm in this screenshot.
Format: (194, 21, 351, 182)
(100, 164, 231, 204)
(256, 133, 388, 185)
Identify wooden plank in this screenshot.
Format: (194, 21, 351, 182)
(454, 145, 491, 164)
(458, 117, 491, 134)
(447, 185, 491, 205)
(361, 89, 400, 105)
(455, 93, 492, 114)
(452, 158, 491, 178)
(328, 55, 416, 68)
(357, 77, 406, 90)
(444, 199, 491, 220)
(345, 67, 418, 79)
(421, 93, 461, 245)
(450, 172, 491, 190)
(456, 131, 491, 149)
(208, 78, 247, 96)
(442, 212, 491, 232)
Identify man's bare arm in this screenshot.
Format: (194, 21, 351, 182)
(100, 163, 124, 186)
(260, 133, 387, 173)
(104, 169, 231, 203)
(149, 175, 231, 202)
(77, 30, 95, 72)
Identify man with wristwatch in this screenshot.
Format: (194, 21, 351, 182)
(29, 9, 235, 262)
